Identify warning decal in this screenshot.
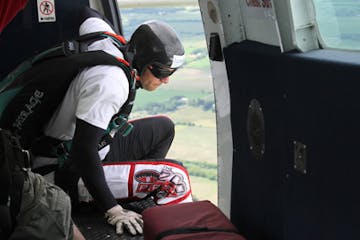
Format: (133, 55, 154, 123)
(246, 0, 272, 8)
(37, 0, 56, 22)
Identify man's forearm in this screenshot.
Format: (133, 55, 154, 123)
(70, 118, 117, 211)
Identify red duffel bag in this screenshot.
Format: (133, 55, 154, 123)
(142, 200, 246, 240)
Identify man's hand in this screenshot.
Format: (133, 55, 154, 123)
(105, 204, 143, 235)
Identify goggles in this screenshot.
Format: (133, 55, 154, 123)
(148, 63, 177, 79)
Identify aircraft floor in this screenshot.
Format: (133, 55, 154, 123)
(73, 198, 156, 240)
(73, 211, 143, 240)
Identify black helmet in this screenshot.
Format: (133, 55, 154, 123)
(127, 20, 185, 75)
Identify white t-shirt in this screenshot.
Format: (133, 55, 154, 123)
(33, 18, 129, 168)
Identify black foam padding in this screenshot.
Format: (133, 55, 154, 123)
(73, 210, 144, 240)
(73, 198, 157, 240)
(120, 197, 158, 214)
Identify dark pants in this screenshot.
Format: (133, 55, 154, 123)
(105, 115, 175, 162)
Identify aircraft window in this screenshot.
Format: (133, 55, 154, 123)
(121, 5, 218, 205)
(313, 0, 360, 50)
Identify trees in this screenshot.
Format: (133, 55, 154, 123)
(138, 96, 214, 115)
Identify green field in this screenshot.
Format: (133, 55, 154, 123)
(167, 114, 216, 163)
(189, 176, 217, 205)
(133, 87, 212, 110)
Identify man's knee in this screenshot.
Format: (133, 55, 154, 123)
(156, 116, 175, 138)
(132, 115, 175, 138)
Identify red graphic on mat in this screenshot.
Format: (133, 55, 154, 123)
(39, 1, 54, 15)
(135, 168, 186, 198)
